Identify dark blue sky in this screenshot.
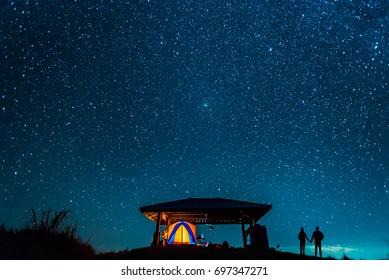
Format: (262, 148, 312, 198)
(1, 0, 388, 259)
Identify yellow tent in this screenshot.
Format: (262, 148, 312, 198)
(167, 221, 196, 245)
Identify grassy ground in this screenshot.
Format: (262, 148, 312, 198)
(0, 227, 95, 260)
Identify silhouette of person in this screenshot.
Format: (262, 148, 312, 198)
(298, 227, 309, 255)
(310, 226, 324, 257)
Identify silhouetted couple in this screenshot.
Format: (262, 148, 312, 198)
(298, 226, 324, 257)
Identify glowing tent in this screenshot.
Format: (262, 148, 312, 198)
(167, 221, 196, 245)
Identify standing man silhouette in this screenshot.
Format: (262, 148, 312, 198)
(310, 226, 324, 257)
(298, 227, 309, 255)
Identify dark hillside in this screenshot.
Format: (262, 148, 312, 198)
(98, 246, 328, 260)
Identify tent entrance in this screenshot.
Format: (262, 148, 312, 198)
(167, 221, 196, 245)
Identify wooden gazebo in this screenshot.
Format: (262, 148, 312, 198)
(140, 198, 272, 247)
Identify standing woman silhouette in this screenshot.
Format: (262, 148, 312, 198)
(298, 227, 309, 255)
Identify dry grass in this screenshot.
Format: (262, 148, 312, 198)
(0, 208, 95, 260)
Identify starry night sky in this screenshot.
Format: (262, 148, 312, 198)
(1, 0, 388, 259)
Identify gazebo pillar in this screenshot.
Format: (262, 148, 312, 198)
(153, 212, 161, 247)
(249, 214, 254, 238)
(241, 219, 247, 248)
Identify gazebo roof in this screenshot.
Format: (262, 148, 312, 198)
(140, 198, 272, 224)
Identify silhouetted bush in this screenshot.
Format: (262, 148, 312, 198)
(221, 240, 230, 248)
(0, 208, 95, 259)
